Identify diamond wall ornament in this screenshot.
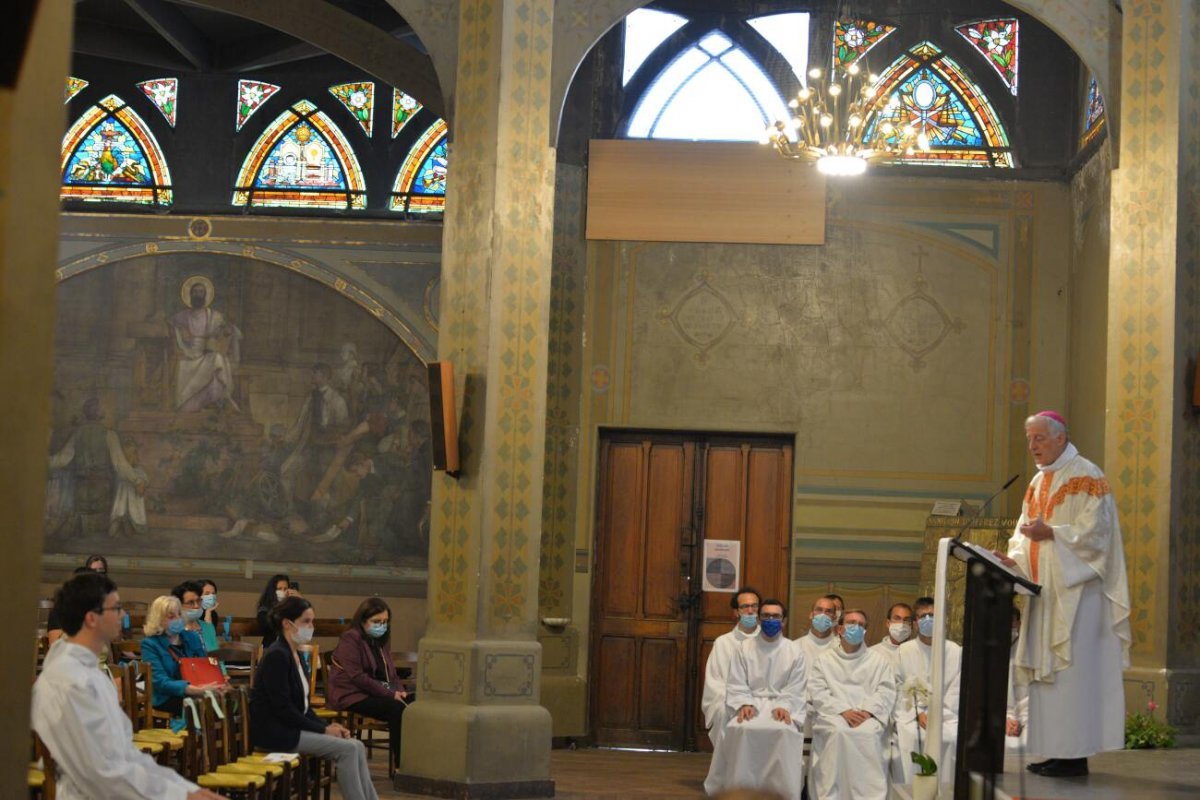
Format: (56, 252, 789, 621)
(656, 272, 738, 364)
(136, 78, 178, 126)
(236, 80, 281, 131)
(329, 81, 375, 137)
(882, 248, 965, 370)
(65, 76, 88, 103)
(392, 88, 422, 138)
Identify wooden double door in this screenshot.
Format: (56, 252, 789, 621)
(589, 430, 793, 751)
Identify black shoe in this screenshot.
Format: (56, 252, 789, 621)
(1026, 759, 1054, 773)
(1035, 758, 1089, 778)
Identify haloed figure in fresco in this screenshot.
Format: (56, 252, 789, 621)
(170, 275, 243, 413)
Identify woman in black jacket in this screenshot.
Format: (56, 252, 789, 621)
(249, 596, 378, 800)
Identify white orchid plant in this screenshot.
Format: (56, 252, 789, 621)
(901, 677, 937, 776)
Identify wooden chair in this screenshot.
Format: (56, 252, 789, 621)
(111, 638, 142, 663)
(29, 732, 56, 800)
(211, 641, 260, 687)
(329, 650, 413, 779)
(122, 660, 194, 776)
(297, 644, 342, 725)
(189, 695, 268, 800)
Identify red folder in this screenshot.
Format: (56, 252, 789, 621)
(180, 656, 228, 686)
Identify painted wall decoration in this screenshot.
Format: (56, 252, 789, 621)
(45, 253, 432, 568)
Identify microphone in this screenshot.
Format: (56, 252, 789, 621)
(952, 473, 1020, 542)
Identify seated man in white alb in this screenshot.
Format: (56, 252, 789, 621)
(702, 586, 761, 751)
(892, 596, 962, 785)
(704, 599, 808, 800)
(1006, 607, 1029, 754)
(870, 602, 914, 665)
(809, 609, 896, 799)
(795, 595, 840, 738)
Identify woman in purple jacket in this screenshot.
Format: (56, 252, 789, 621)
(327, 597, 408, 764)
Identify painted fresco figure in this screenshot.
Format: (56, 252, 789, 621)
(281, 363, 350, 514)
(169, 275, 242, 412)
(47, 398, 146, 538)
(221, 424, 292, 543)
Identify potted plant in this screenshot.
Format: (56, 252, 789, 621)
(902, 677, 938, 800)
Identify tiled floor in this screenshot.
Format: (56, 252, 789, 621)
(354, 746, 1200, 799)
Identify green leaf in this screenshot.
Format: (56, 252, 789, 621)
(910, 751, 938, 776)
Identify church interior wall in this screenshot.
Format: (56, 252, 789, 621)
(533, 171, 1077, 737)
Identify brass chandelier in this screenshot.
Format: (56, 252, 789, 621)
(763, 60, 930, 176)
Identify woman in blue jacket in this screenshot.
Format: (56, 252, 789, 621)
(250, 596, 377, 800)
(140, 594, 227, 716)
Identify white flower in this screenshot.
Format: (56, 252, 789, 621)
(982, 26, 1011, 54)
(844, 26, 865, 48)
(901, 676, 931, 711)
(349, 90, 368, 108)
(242, 85, 264, 105)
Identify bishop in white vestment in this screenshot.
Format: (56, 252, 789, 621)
(809, 611, 896, 800)
(892, 600, 961, 785)
(1004, 411, 1131, 777)
(702, 588, 761, 751)
(704, 600, 807, 800)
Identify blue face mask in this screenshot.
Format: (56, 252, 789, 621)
(739, 614, 758, 630)
(201, 594, 217, 610)
(760, 618, 783, 638)
(811, 613, 833, 633)
(183, 608, 203, 623)
(367, 622, 388, 639)
(166, 618, 186, 636)
(918, 614, 935, 638)
(842, 623, 866, 646)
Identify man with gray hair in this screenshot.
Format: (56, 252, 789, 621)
(997, 410, 1131, 777)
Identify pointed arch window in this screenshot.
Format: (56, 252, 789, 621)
(232, 99, 366, 209)
(623, 8, 688, 86)
(61, 94, 173, 206)
(1080, 74, 1106, 149)
(389, 119, 447, 213)
(864, 42, 1013, 167)
(626, 30, 789, 141)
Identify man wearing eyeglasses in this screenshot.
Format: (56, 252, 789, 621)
(31, 572, 226, 800)
(704, 599, 807, 800)
(701, 586, 761, 751)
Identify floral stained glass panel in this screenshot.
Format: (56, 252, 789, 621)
(65, 76, 88, 103)
(137, 78, 178, 126)
(955, 19, 1019, 95)
(61, 95, 172, 205)
(236, 80, 281, 131)
(329, 81, 375, 137)
(833, 19, 896, 67)
(392, 89, 423, 138)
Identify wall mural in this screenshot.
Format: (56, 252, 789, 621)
(44, 252, 432, 567)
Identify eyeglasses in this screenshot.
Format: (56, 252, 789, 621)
(96, 603, 124, 615)
(760, 613, 784, 620)
(736, 603, 760, 611)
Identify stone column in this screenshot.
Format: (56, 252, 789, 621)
(395, 0, 557, 795)
(0, 1, 73, 797)
(1106, 0, 1200, 731)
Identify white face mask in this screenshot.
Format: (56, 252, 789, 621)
(291, 622, 314, 645)
(889, 622, 912, 643)
(275, 589, 287, 602)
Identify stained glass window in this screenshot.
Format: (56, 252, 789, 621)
(623, 8, 689, 85)
(747, 13, 810, 86)
(61, 94, 173, 205)
(955, 19, 1019, 95)
(232, 99, 366, 209)
(65, 76, 88, 103)
(626, 30, 789, 141)
(329, 81, 375, 137)
(1080, 74, 1106, 149)
(137, 78, 178, 126)
(863, 42, 1012, 167)
(390, 119, 447, 213)
(832, 19, 896, 68)
(392, 89, 423, 138)
(236, 79, 281, 131)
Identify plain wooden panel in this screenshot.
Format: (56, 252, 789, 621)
(744, 446, 789, 599)
(601, 442, 645, 617)
(595, 636, 637, 728)
(639, 637, 683, 736)
(701, 445, 746, 622)
(586, 139, 826, 245)
(643, 443, 689, 619)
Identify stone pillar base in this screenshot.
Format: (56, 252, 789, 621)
(396, 701, 554, 795)
(1124, 666, 1200, 734)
